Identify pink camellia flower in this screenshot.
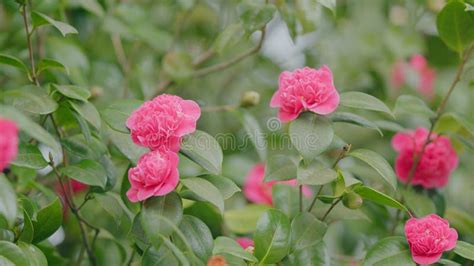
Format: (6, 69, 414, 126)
(126, 94, 201, 152)
(270, 66, 340, 122)
(243, 164, 312, 205)
(390, 54, 436, 98)
(236, 237, 254, 249)
(405, 214, 458, 265)
(392, 127, 458, 188)
(0, 118, 19, 171)
(126, 149, 180, 202)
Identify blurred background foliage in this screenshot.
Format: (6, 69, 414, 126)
(1, 0, 473, 264)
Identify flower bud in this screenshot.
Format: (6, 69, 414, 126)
(342, 191, 363, 209)
(240, 91, 260, 107)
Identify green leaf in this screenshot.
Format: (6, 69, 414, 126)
(200, 175, 240, 200)
(284, 242, 329, 266)
(11, 143, 48, 170)
(181, 177, 224, 213)
(0, 174, 17, 228)
(439, 259, 462, 266)
(434, 112, 474, 136)
(107, 128, 146, 163)
(161, 235, 191, 266)
(32, 198, 62, 243)
(339, 91, 393, 117)
(445, 208, 474, 237)
(272, 184, 300, 219)
(180, 130, 223, 175)
(101, 99, 143, 133)
(71, 109, 92, 144)
(31, 11, 78, 36)
(364, 236, 415, 266)
(94, 192, 129, 224)
(374, 120, 405, 132)
(52, 84, 90, 102)
(69, 100, 101, 130)
(264, 154, 297, 182)
(4, 85, 58, 115)
(61, 134, 106, 160)
(77, 0, 105, 17)
(394, 95, 434, 118)
(141, 192, 183, 244)
(254, 209, 291, 264)
(36, 58, 68, 75)
(348, 149, 397, 190)
(297, 159, 337, 186)
(142, 245, 180, 266)
(239, 2, 276, 33)
(173, 215, 214, 263)
(162, 52, 193, 81)
(454, 241, 474, 261)
(401, 189, 436, 217)
(17, 242, 47, 266)
(213, 237, 257, 262)
(224, 205, 271, 234)
(19, 211, 34, 243)
(0, 54, 29, 73)
(436, 1, 474, 53)
(330, 112, 383, 136)
(289, 113, 334, 162)
(60, 159, 107, 188)
(213, 23, 245, 54)
(238, 110, 267, 161)
(290, 213, 327, 251)
(353, 186, 408, 213)
(0, 241, 28, 266)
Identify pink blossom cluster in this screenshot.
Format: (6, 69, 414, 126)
(390, 54, 436, 98)
(126, 94, 201, 202)
(0, 118, 18, 171)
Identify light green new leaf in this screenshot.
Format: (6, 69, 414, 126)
(36, 58, 68, 75)
(60, 159, 107, 188)
(0, 241, 28, 266)
(340, 91, 393, 117)
(0, 54, 29, 73)
(18, 242, 47, 266)
(31, 11, 78, 36)
(353, 186, 408, 213)
(348, 149, 397, 190)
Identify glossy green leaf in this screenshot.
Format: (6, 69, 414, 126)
(0, 241, 28, 266)
(101, 99, 143, 133)
(52, 84, 90, 102)
(94, 192, 129, 224)
(31, 11, 78, 36)
(330, 112, 383, 136)
(454, 241, 474, 261)
(181, 177, 224, 213)
(401, 189, 436, 217)
(284, 242, 329, 266)
(142, 245, 180, 266)
(224, 205, 271, 234)
(272, 184, 300, 219)
(71, 109, 92, 144)
(36, 58, 68, 75)
(0, 174, 17, 228)
(107, 128, 147, 163)
(438, 259, 462, 266)
(348, 149, 397, 190)
(60, 159, 107, 188)
(11, 143, 48, 169)
(19, 211, 34, 243)
(32, 198, 62, 243)
(297, 159, 337, 185)
(374, 120, 405, 132)
(254, 209, 291, 264)
(0, 54, 29, 73)
(353, 186, 408, 213)
(200, 174, 240, 200)
(340, 91, 393, 117)
(290, 213, 327, 251)
(213, 236, 257, 262)
(18, 242, 47, 266)
(394, 95, 434, 118)
(180, 130, 223, 175)
(364, 236, 415, 266)
(69, 100, 101, 130)
(173, 215, 213, 263)
(289, 113, 334, 162)
(238, 109, 267, 161)
(4, 85, 58, 115)
(436, 1, 474, 53)
(265, 154, 297, 182)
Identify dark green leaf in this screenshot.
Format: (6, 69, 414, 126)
(0, 174, 17, 228)
(181, 177, 224, 213)
(238, 110, 267, 161)
(69, 100, 101, 130)
(454, 241, 474, 261)
(254, 209, 291, 264)
(436, 1, 474, 53)
(353, 186, 408, 213)
(200, 175, 240, 200)
(224, 205, 271, 234)
(71, 109, 92, 144)
(340, 91, 393, 117)
(290, 213, 327, 251)
(284, 242, 329, 266)
(101, 99, 143, 133)
(142, 245, 180, 266)
(330, 112, 382, 136)
(60, 159, 107, 188)
(364, 237, 414, 266)
(32, 198, 62, 243)
(0, 241, 28, 266)
(18, 242, 47, 266)
(0, 54, 29, 73)
(289, 113, 334, 162)
(348, 149, 397, 190)
(213, 237, 257, 262)
(4, 85, 58, 115)
(180, 130, 223, 175)
(52, 84, 90, 102)
(173, 215, 214, 263)
(265, 154, 297, 182)
(297, 159, 337, 186)
(31, 11, 78, 36)
(11, 143, 47, 170)
(36, 59, 68, 75)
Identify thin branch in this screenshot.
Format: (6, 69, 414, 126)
(201, 104, 238, 112)
(20, 4, 38, 85)
(321, 198, 342, 222)
(299, 185, 303, 212)
(111, 34, 131, 98)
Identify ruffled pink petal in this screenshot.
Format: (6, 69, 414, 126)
(278, 109, 300, 123)
(446, 229, 458, 250)
(411, 252, 442, 265)
(308, 90, 340, 115)
(270, 90, 282, 107)
(126, 188, 139, 203)
(391, 132, 413, 152)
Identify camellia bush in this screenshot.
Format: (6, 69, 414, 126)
(1, 0, 474, 265)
